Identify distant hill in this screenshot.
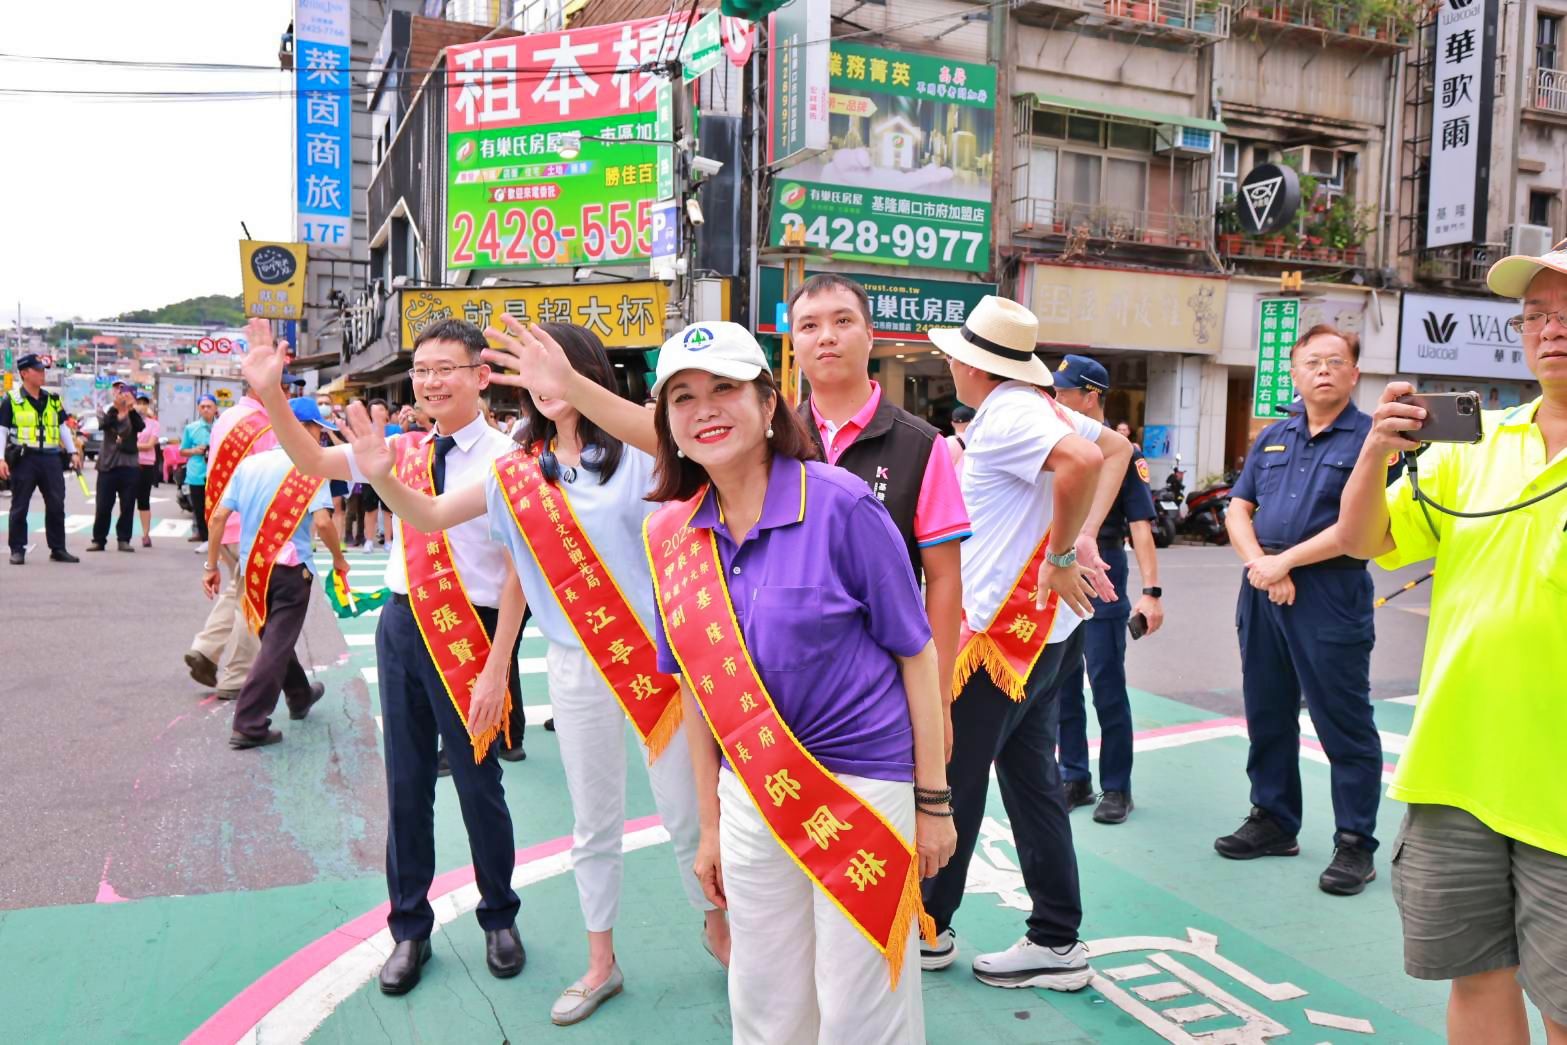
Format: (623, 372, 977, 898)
(116, 294, 245, 328)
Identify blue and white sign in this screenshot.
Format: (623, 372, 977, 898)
(295, 0, 352, 247)
(650, 199, 680, 268)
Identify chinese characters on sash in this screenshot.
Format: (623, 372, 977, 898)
(241, 468, 326, 633)
(951, 531, 1062, 702)
(206, 411, 272, 527)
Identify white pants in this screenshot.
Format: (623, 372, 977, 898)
(548, 643, 709, 932)
(190, 543, 260, 690)
(719, 768, 925, 1045)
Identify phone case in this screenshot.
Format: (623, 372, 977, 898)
(1399, 392, 1484, 444)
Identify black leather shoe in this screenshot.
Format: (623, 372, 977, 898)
(544, 717, 556, 732)
(9, 551, 23, 565)
(117, 540, 135, 552)
(86, 542, 106, 552)
(1062, 778, 1095, 810)
(229, 729, 283, 750)
(1319, 836, 1376, 896)
(185, 650, 220, 688)
(290, 682, 326, 720)
(49, 550, 78, 563)
(1093, 791, 1133, 824)
(485, 925, 525, 978)
(498, 742, 526, 763)
(1214, 806, 1300, 860)
(378, 938, 432, 995)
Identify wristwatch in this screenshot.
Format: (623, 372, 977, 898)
(1045, 547, 1078, 569)
(1142, 587, 1162, 598)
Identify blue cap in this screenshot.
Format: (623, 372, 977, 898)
(288, 395, 338, 431)
(16, 353, 45, 372)
(197, 393, 219, 406)
(384, 423, 403, 436)
(1053, 354, 1110, 393)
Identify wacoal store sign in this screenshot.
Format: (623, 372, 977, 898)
(1026, 264, 1228, 354)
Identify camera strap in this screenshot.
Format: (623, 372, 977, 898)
(1404, 447, 1567, 538)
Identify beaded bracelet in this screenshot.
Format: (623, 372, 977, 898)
(914, 785, 953, 804)
(916, 805, 954, 817)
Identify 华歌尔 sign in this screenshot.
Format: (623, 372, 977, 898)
(1027, 265, 1227, 353)
(444, 16, 689, 270)
(756, 268, 994, 340)
(1253, 299, 1300, 419)
(294, 0, 352, 247)
(1427, 0, 1497, 249)
(399, 284, 670, 350)
(1398, 291, 1534, 380)
(239, 241, 308, 320)
(768, 41, 996, 274)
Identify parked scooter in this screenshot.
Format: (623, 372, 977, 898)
(1153, 455, 1185, 549)
(1180, 470, 1234, 545)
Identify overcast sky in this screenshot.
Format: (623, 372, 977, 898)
(0, 1, 294, 325)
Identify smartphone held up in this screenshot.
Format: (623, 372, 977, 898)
(1395, 391, 1484, 444)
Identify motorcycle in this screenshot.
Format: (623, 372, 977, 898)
(1180, 470, 1234, 545)
(1153, 455, 1184, 549)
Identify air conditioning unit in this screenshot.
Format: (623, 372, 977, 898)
(1508, 223, 1555, 258)
(1283, 145, 1340, 178)
(1155, 125, 1216, 156)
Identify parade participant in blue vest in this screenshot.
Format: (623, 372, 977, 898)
(2, 353, 81, 564)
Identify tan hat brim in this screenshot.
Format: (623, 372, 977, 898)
(929, 326, 1053, 387)
(651, 359, 765, 398)
(1487, 254, 1567, 298)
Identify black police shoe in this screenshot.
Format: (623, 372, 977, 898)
(1214, 807, 1300, 860)
(498, 741, 526, 763)
(1319, 835, 1376, 895)
(50, 550, 78, 563)
(290, 683, 326, 721)
(1093, 791, 1133, 824)
(378, 938, 432, 995)
(485, 924, 526, 978)
(86, 542, 106, 552)
(1063, 779, 1095, 810)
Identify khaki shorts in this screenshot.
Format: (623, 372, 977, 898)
(1391, 803, 1567, 1024)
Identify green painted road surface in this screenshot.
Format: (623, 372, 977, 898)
(1, 534, 1474, 1042)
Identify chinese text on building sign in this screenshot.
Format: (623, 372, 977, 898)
(1426, 0, 1496, 249)
(1253, 299, 1300, 419)
(295, 0, 352, 246)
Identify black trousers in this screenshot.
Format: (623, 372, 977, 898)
(7, 450, 67, 553)
(377, 596, 520, 942)
(92, 465, 140, 544)
(232, 564, 316, 738)
(922, 627, 1086, 947)
(190, 485, 209, 541)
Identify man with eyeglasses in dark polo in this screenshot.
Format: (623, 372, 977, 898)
(1219, 323, 1389, 898)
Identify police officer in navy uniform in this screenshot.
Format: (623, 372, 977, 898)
(1051, 355, 1162, 825)
(1, 353, 81, 564)
(1220, 323, 1391, 896)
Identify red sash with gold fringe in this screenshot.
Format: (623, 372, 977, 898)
(646, 494, 934, 988)
(952, 531, 1062, 702)
(394, 433, 510, 762)
(494, 445, 681, 759)
(207, 410, 271, 525)
(241, 468, 326, 633)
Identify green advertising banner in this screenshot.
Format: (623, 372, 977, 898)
(756, 268, 994, 339)
(1253, 299, 1300, 418)
(769, 41, 996, 274)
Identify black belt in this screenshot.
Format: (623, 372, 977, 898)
(391, 591, 498, 612)
(1261, 547, 1367, 571)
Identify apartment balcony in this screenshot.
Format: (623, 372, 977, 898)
(1526, 67, 1567, 121)
(1416, 242, 1504, 287)
(1012, 0, 1232, 43)
(1217, 232, 1369, 269)
(1015, 197, 1214, 254)
(1232, 0, 1414, 56)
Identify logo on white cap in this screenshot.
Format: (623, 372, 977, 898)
(684, 327, 715, 350)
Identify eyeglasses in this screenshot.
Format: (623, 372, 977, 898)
(1506, 310, 1567, 333)
(406, 363, 482, 381)
(1294, 356, 1352, 373)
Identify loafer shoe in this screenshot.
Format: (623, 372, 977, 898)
(1214, 806, 1300, 860)
(378, 938, 432, 995)
(185, 650, 219, 688)
(229, 729, 282, 750)
(485, 924, 525, 978)
(50, 550, 78, 563)
(920, 927, 957, 971)
(1062, 778, 1095, 810)
(973, 937, 1093, 991)
(550, 964, 624, 1026)
(1093, 791, 1133, 824)
(498, 742, 526, 763)
(1319, 836, 1376, 896)
(86, 542, 106, 552)
(290, 682, 326, 720)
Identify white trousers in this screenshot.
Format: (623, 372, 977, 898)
(190, 543, 260, 690)
(548, 643, 709, 933)
(719, 768, 925, 1045)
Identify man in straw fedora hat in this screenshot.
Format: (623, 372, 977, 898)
(919, 294, 1132, 990)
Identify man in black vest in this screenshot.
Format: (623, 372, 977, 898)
(788, 273, 971, 752)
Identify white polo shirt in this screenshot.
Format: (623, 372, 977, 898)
(349, 411, 515, 608)
(959, 380, 1102, 642)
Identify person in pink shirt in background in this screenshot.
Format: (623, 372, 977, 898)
(133, 392, 161, 547)
(789, 273, 971, 759)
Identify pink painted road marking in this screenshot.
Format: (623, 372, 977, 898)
(183, 814, 663, 1045)
(1087, 715, 1247, 754)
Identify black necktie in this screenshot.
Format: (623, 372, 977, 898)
(432, 434, 458, 495)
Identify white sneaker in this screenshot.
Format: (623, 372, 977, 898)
(194, 542, 208, 555)
(361, 541, 375, 553)
(921, 928, 957, 971)
(972, 937, 1093, 991)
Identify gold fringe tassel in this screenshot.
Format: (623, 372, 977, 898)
(467, 693, 511, 765)
(642, 692, 685, 764)
(949, 636, 1027, 702)
(884, 863, 934, 990)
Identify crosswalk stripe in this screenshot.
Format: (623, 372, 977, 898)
(1299, 712, 1407, 755)
(1387, 694, 1419, 705)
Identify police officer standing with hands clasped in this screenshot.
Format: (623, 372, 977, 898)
(1220, 323, 1387, 896)
(2, 353, 81, 565)
(1050, 355, 1162, 825)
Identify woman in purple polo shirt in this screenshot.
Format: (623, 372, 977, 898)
(480, 317, 956, 1043)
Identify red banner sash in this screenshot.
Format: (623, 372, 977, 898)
(241, 468, 326, 633)
(646, 494, 934, 988)
(206, 410, 271, 526)
(493, 446, 682, 760)
(394, 433, 509, 762)
(952, 530, 1062, 702)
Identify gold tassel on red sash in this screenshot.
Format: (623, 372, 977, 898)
(647, 494, 935, 988)
(951, 530, 1062, 702)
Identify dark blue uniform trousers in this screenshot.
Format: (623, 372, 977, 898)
(7, 450, 67, 553)
(1058, 545, 1135, 793)
(924, 627, 1086, 947)
(377, 596, 520, 942)
(1236, 565, 1382, 850)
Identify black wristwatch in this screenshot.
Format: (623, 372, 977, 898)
(1142, 587, 1162, 598)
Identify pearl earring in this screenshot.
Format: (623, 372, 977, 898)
(766, 426, 774, 438)
(676, 449, 685, 458)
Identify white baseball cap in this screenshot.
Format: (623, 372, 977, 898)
(651, 321, 771, 397)
(1488, 236, 1567, 298)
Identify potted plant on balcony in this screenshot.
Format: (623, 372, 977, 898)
(1216, 199, 1244, 254)
(1193, 0, 1222, 32)
(1320, 195, 1377, 265)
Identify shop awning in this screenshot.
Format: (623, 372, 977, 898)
(1024, 93, 1226, 134)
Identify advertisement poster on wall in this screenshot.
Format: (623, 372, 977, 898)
(444, 15, 689, 270)
(768, 41, 995, 273)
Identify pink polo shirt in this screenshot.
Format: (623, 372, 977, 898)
(810, 382, 970, 548)
(209, 396, 280, 547)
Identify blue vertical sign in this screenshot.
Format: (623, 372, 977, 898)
(295, 0, 352, 247)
